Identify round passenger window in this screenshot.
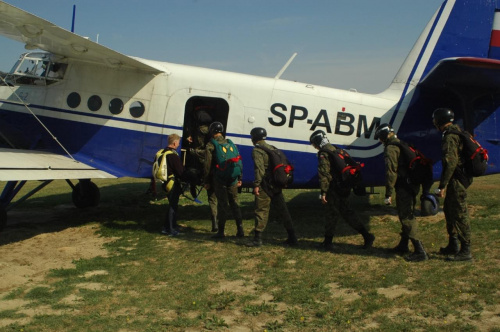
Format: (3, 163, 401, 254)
(109, 98, 124, 115)
(130, 101, 145, 118)
(88, 95, 102, 112)
(67, 92, 81, 108)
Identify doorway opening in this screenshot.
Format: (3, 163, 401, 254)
(181, 96, 229, 190)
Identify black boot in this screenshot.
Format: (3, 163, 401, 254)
(319, 235, 335, 251)
(439, 236, 459, 255)
(236, 219, 244, 237)
(211, 221, 226, 239)
(405, 239, 428, 262)
(211, 216, 218, 233)
(283, 228, 298, 246)
(391, 233, 410, 254)
(446, 241, 472, 261)
(246, 230, 262, 247)
(360, 229, 375, 249)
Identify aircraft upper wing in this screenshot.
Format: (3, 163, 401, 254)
(0, 1, 163, 73)
(0, 148, 116, 181)
(419, 57, 500, 91)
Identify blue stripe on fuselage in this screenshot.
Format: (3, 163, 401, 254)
(0, 100, 182, 131)
(0, 105, 390, 186)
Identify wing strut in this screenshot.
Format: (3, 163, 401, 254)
(0, 75, 75, 161)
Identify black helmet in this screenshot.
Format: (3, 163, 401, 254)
(250, 127, 267, 142)
(309, 130, 328, 147)
(374, 123, 394, 141)
(208, 122, 224, 136)
(432, 108, 454, 127)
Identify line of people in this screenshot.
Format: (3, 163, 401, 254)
(375, 108, 473, 262)
(157, 107, 474, 263)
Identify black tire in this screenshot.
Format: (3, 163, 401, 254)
(72, 181, 100, 208)
(421, 196, 438, 216)
(0, 207, 6, 232)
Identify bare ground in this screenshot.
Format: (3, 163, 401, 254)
(0, 207, 117, 327)
(1, 203, 499, 331)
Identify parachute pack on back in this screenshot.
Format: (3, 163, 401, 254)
(446, 129, 488, 177)
(256, 144, 294, 188)
(387, 141, 433, 185)
(212, 138, 243, 184)
(152, 148, 174, 182)
(320, 146, 364, 187)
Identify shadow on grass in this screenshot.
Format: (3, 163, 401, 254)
(0, 180, 158, 245)
(99, 188, 397, 259)
(2, 179, 397, 262)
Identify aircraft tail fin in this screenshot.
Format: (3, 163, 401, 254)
(488, 11, 500, 59)
(385, 0, 497, 95)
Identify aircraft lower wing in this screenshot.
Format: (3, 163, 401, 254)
(0, 1, 163, 73)
(419, 57, 500, 90)
(0, 148, 116, 181)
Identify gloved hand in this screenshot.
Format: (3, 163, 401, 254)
(384, 197, 392, 205)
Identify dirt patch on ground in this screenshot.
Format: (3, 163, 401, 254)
(0, 216, 117, 328)
(0, 223, 116, 298)
(326, 282, 362, 302)
(377, 285, 418, 299)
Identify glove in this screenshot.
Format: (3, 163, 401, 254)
(384, 197, 392, 205)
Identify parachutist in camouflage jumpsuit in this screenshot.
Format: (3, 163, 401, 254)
(188, 123, 218, 232)
(203, 122, 244, 239)
(376, 123, 427, 262)
(246, 127, 297, 247)
(310, 130, 375, 251)
(433, 108, 472, 261)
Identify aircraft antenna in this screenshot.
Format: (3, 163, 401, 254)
(0, 76, 77, 161)
(275, 52, 297, 80)
(71, 5, 76, 33)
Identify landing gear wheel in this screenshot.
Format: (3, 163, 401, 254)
(0, 207, 6, 232)
(72, 181, 100, 208)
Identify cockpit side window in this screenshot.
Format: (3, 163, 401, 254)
(47, 63, 67, 79)
(6, 53, 67, 86)
(16, 58, 39, 76)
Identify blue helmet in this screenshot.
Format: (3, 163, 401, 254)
(421, 194, 439, 216)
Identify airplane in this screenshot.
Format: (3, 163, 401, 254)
(1, 0, 500, 231)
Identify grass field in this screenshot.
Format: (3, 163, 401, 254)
(1, 175, 499, 331)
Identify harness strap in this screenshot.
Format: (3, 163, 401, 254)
(215, 155, 242, 171)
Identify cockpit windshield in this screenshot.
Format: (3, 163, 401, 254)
(3, 52, 67, 86)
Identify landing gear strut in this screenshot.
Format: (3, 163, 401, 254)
(0, 179, 101, 231)
(0, 180, 52, 231)
(0, 206, 6, 232)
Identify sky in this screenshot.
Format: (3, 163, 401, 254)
(0, 0, 444, 94)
